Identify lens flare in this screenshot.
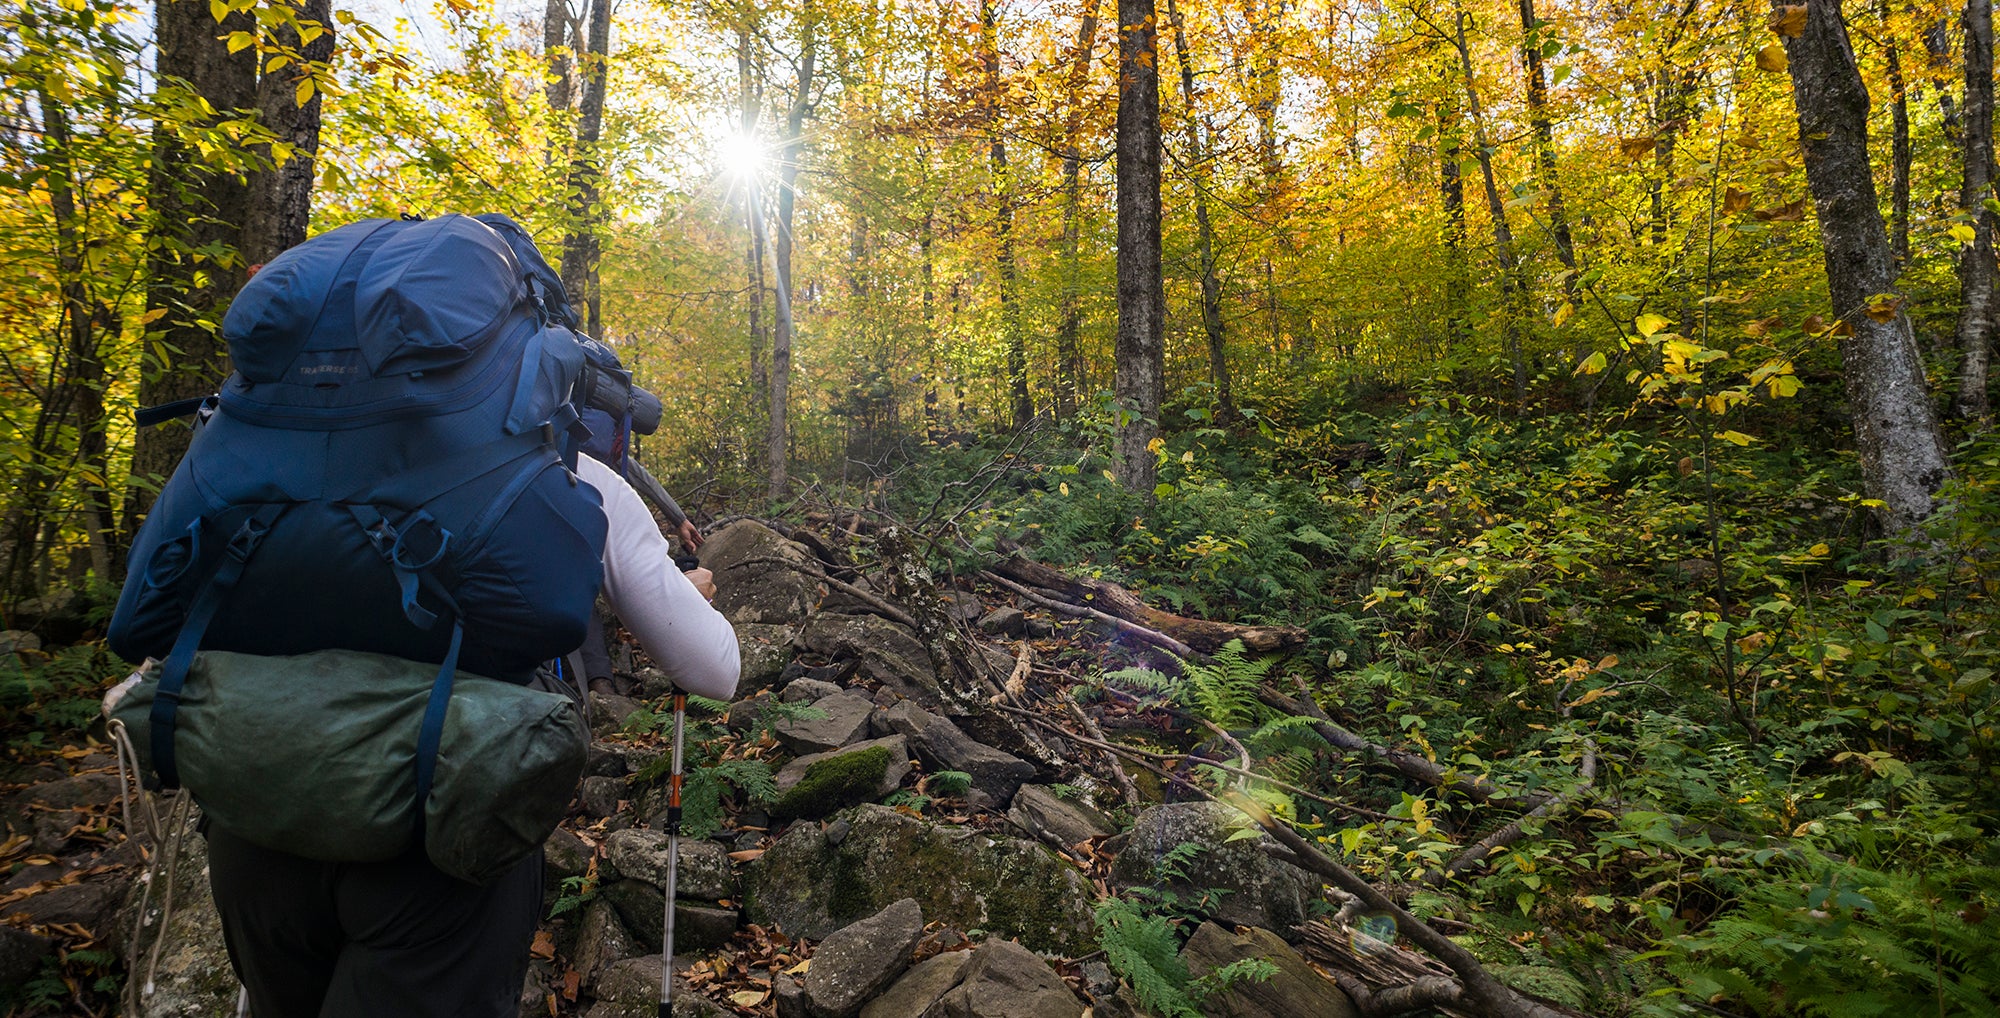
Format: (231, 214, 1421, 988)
(1350, 912, 1398, 955)
(717, 132, 765, 179)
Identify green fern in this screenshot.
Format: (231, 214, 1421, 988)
(1177, 640, 1272, 728)
(1095, 897, 1199, 1018)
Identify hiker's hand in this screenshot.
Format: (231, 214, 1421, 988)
(685, 566, 717, 601)
(676, 519, 703, 551)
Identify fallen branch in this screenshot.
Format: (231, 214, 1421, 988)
(981, 569, 1196, 658)
(1060, 694, 1142, 810)
(726, 554, 919, 630)
(1260, 687, 1548, 809)
(991, 553, 1306, 654)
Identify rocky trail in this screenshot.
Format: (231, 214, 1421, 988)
(1, 518, 1579, 1018)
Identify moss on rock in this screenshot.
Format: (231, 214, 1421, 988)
(770, 745, 893, 821)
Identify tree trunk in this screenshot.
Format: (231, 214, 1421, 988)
(1114, 0, 1164, 494)
(559, 0, 613, 337)
(739, 21, 767, 433)
(1928, 15, 1965, 145)
(1166, 0, 1234, 424)
(1955, 0, 1997, 421)
(1056, 0, 1098, 422)
(242, 0, 333, 267)
(1517, 0, 1575, 273)
(544, 0, 575, 117)
(1450, 6, 1528, 401)
(1439, 100, 1469, 351)
(982, 1, 1030, 430)
(768, 7, 817, 500)
(1884, 0, 1911, 268)
(129, 0, 257, 538)
(1783, 0, 1952, 538)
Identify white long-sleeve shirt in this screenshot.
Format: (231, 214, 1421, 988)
(576, 455, 740, 701)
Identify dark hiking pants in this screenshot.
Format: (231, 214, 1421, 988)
(206, 825, 543, 1018)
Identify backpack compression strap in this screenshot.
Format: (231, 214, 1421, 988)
(148, 503, 289, 790)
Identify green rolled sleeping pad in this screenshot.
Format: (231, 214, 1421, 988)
(109, 648, 587, 885)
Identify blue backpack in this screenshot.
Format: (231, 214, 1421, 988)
(109, 213, 610, 801)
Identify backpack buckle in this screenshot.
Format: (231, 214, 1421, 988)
(225, 515, 274, 563)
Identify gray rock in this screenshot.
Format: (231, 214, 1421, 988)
(117, 815, 239, 1017)
(581, 775, 626, 819)
(13, 878, 123, 934)
(860, 950, 975, 1018)
(774, 691, 875, 755)
(10, 771, 121, 812)
(519, 958, 555, 1018)
(882, 702, 1035, 807)
(601, 879, 738, 952)
(586, 744, 630, 778)
(602, 830, 736, 903)
(978, 607, 1027, 637)
(744, 805, 1096, 955)
(776, 974, 812, 1018)
(589, 692, 651, 737)
(545, 827, 593, 887)
(572, 899, 638, 993)
(797, 613, 941, 704)
(584, 956, 729, 1017)
(737, 623, 798, 696)
(781, 678, 845, 703)
(0, 923, 54, 992)
(0, 630, 39, 655)
(773, 736, 912, 818)
(1180, 921, 1358, 1018)
(1008, 785, 1114, 850)
(803, 898, 924, 1018)
(701, 521, 824, 627)
(933, 939, 1084, 1018)
(1112, 802, 1319, 934)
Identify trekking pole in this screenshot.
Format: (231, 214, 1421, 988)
(659, 682, 686, 1018)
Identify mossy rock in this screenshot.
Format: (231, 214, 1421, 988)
(770, 743, 899, 821)
(744, 804, 1097, 955)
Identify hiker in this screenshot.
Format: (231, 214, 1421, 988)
(104, 213, 740, 1018)
(203, 456, 739, 1018)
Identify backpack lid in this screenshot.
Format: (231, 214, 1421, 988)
(224, 216, 529, 385)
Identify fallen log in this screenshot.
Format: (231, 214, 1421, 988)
(990, 553, 1306, 655)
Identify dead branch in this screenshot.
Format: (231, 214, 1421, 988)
(726, 554, 919, 629)
(980, 569, 1197, 658)
(990, 552, 1307, 654)
(1259, 687, 1548, 809)
(1061, 693, 1142, 810)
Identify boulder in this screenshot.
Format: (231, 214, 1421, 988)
(774, 691, 875, 755)
(744, 805, 1096, 955)
(572, 899, 639, 994)
(772, 736, 911, 821)
(1179, 922, 1358, 1018)
(1111, 802, 1319, 934)
(1008, 786, 1114, 850)
(801, 898, 924, 1018)
(116, 819, 240, 1017)
(600, 880, 737, 951)
(0, 923, 55, 993)
(932, 939, 1085, 1018)
(589, 692, 651, 737)
(978, 607, 1027, 637)
(602, 830, 736, 903)
(585, 955, 729, 1018)
(736, 623, 797, 697)
(881, 702, 1035, 807)
(780, 678, 845, 704)
(0, 631, 39, 655)
(859, 950, 976, 1018)
(544, 827, 594, 893)
(797, 613, 940, 704)
(9, 879, 123, 935)
(580, 775, 625, 819)
(701, 521, 824, 627)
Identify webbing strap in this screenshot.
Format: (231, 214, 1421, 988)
(147, 504, 287, 790)
(135, 396, 210, 429)
(412, 620, 462, 819)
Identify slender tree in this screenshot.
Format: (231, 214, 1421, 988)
(982, 0, 1031, 430)
(1516, 0, 1574, 273)
(769, 3, 818, 499)
(242, 0, 334, 267)
(560, 0, 614, 336)
(1781, 0, 1952, 537)
(1883, 0, 1911, 268)
(1114, 0, 1164, 493)
(1165, 0, 1234, 423)
(1955, 0, 1997, 421)
(1055, 0, 1099, 421)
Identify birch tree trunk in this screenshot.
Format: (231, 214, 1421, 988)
(1114, 0, 1164, 494)
(1782, 0, 1952, 538)
(1954, 0, 1997, 421)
